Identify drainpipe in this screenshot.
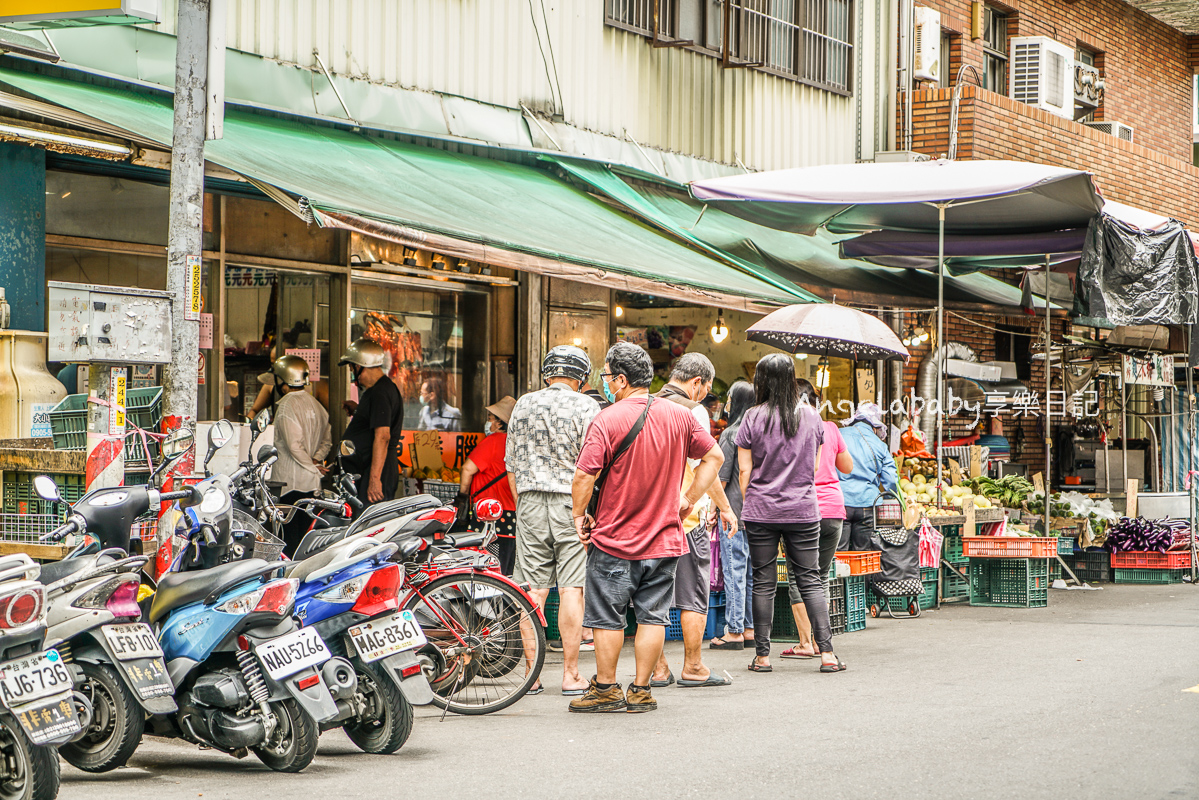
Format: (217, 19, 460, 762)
(916, 342, 977, 448)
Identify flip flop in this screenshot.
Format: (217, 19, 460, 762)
(562, 686, 588, 696)
(747, 661, 772, 673)
(527, 683, 545, 695)
(708, 638, 744, 650)
(650, 671, 675, 688)
(678, 673, 733, 687)
(819, 659, 848, 673)
(780, 647, 818, 659)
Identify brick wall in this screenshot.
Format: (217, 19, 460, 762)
(906, 85, 1199, 227)
(903, 311, 1066, 476)
(915, 0, 1193, 162)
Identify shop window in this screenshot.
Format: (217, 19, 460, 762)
(351, 281, 488, 433)
(981, 6, 1007, 93)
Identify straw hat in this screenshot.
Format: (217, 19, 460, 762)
(485, 396, 517, 424)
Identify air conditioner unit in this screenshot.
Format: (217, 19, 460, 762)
(913, 7, 941, 83)
(1010, 36, 1075, 119)
(1082, 121, 1134, 142)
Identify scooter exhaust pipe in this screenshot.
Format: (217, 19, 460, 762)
(320, 657, 357, 701)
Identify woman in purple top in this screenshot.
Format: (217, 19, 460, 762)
(736, 354, 845, 673)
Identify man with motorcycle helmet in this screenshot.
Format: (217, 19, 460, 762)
(505, 344, 600, 695)
(339, 338, 403, 510)
(264, 354, 332, 554)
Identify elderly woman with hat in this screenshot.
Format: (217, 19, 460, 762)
(836, 402, 900, 550)
(457, 396, 518, 574)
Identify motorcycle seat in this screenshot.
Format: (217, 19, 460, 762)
(292, 527, 352, 561)
(149, 559, 274, 624)
(38, 552, 121, 585)
(346, 495, 442, 536)
(282, 546, 342, 584)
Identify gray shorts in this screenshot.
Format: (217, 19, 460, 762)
(583, 546, 679, 630)
(514, 491, 586, 589)
(672, 524, 712, 614)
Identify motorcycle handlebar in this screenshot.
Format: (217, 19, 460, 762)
(295, 497, 347, 513)
(39, 517, 79, 543)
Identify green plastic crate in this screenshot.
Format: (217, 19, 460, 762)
(771, 590, 800, 642)
(943, 534, 964, 562)
(969, 558, 1048, 608)
(845, 575, 867, 631)
(48, 388, 163, 467)
(886, 566, 938, 612)
(2, 472, 86, 518)
(543, 589, 561, 641)
(1057, 537, 1075, 556)
(941, 561, 969, 600)
(1114, 568, 1188, 585)
(772, 579, 851, 641)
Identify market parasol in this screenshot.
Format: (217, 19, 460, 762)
(746, 303, 909, 362)
(692, 159, 1106, 527)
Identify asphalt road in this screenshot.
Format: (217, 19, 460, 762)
(61, 583, 1199, 800)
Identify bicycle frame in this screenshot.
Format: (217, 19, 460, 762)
(400, 566, 546, 652)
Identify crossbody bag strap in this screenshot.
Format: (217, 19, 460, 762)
(470, 470, 508, 500)
(587, 397, 654, 517)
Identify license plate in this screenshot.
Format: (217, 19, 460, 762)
(117, 657, 174, 700)
(10, 693, 81, 745)
(348, 611, 427, 663)
(0, 651, 73, 709)
(254, 628, 330, 680)
(102, 623, 164, 661)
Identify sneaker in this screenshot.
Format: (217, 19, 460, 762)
(579, 639, 595, 652)
(567, 678, 627, 713)
(625, 685, 657, 713)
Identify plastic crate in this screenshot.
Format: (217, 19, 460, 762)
(943, 534, 964, 562)
(2, 472, 86, 519)
(834, 551, 882, 575)
(703, 600, 727, 640)
(845, 575, 867, 620)
(969, 558, 1049, 608)
(1110, 551, 1192, 569)
(543, 589, 561, 641)
(49, 388, 162, 450)
(1064, 550, 1111, 583)
(771, 591, 800, 642)
(941, 561, 969, 600)
(1113, 568, 1188, 585)
(962, 536, 1059, 559)
(1057, 537, 1076, 556)
(938, 524, 963, 538)
(667, 592, 727, 641)
(830, 609, 847, 636)
(420, 480, 459, 504)
(885, 566, 938, 612)
(776, 557, 788, 584)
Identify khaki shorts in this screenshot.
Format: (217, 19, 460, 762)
(514, 491, 586, 589)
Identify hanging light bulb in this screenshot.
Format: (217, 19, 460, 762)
(902, 324, 917, 347)
(917, 327, 930, 343)
(711, 314, 729, 344)
(614, 305, 624, 318)
(816, 356, 830, 390)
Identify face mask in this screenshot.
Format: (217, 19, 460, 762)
(602, 375, 617, 404)
(419, 395, 430, 407)
(484, 421, 494, 436)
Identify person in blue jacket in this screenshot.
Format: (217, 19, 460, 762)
(836, 403, 900, 550)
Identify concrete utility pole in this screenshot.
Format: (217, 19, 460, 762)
(162, 0, 210, 473)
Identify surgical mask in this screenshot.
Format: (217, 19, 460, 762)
(419, 395, 430, 407)
(602, 375, 617, 404)
(484, 421, 494, 436)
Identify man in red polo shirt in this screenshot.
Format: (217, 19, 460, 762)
(569, 343, 722, 714)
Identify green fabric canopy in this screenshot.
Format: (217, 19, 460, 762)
(0, 67, 814, 306)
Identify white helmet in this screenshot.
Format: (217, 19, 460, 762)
(270, 355, 310, 388)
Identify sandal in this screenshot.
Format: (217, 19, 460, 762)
(527, 683, 545, 695)
(780, 647, 817, 659)
(708, 638, 744, 650)
(819, 659, 848, 673)
(747, 661, 772, 673)
(650, 670, 675, 688)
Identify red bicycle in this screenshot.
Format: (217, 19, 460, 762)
(397, 500, 546, 715)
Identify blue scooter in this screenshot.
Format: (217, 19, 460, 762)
(145, 471, 356, 772)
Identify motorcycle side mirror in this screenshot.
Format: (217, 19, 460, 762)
(339, 440, 356, 458)
(162, 428, 195, 461)
(205, 419, 235, 473)
(32, 475, 61, 504)
(254, 409, 271, 433)
(257, 445, 278, 464)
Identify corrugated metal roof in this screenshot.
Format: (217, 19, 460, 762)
(1123, 1, 1199, 34)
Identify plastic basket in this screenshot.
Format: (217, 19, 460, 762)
(771, 591, 799, 641)
(1064, 550, 1111, 583)
(830, 609, 847, 636)
(0, 513, 62, 543)
(941, 562, 969, 600)
(2, 472, 86, 519)
(968, 558, 1049, 608)
(1113, 568, 1188, 584)
(49, 388, 162, 451)
(420, 480, 459, 504)
(1109, 551, 1192, 569)
(1057, 537, 1076, 556)
(962, 536, 1059, 559)
(543, 589, 561, 641)
(703, 598, 727, 640)
(834, 551, 882, 575)
(845, 575, 867, 620)
(942, 534, 964, 562)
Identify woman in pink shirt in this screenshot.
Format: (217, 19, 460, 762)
(782, 379, 853, 659)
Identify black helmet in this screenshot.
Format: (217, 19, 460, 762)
(541, 345, 591, 383)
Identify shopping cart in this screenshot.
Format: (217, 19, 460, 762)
(866, 491, 925, 619)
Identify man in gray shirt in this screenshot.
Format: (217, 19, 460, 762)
(506, 345, 599, 695)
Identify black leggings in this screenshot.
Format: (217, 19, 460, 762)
(747, 520, 832, 656)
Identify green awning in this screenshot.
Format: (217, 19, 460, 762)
(545, 156, 1040, 309)
(0, 66, 813, 309)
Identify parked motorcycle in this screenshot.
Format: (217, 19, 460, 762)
(0, 553, 85, 800)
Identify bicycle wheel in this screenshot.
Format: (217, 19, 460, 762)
(402, 572, 545, 715)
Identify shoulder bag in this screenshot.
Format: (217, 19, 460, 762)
(586, 397, 654, 520)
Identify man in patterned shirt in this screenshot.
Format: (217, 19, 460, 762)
(506, 345, 600, 695)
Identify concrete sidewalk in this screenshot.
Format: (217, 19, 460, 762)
(62, 584, 1199, 799)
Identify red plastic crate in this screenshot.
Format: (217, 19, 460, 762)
(961, 536, 1059, 559)
(834, 551, 882, 575)
(1109, 550, 1192, 569)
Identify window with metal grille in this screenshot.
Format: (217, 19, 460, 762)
(981, 6, 1007, 93)
(606, 0, 853, 94)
